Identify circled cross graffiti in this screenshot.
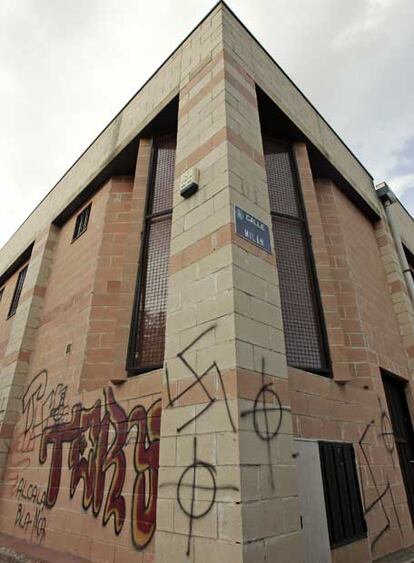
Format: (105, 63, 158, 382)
(250, 382, 283, 442)
(177, 461, 217, 520)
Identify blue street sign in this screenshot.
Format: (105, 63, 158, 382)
(234, 205, 272, 254)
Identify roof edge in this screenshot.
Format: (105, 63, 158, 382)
(220, 1, 373, 181)
(2, 0, 376, 258)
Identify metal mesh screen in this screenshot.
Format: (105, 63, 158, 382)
(136, 215, 172, 368)
(264, 140, 300, 218)
(272, 217, 324, 370)
(134, 135, 176, 370)
(263, 138, 327, 372)
(150, 137, 176, 214)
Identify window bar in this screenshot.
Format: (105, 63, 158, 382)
(7, 265, 28, 318)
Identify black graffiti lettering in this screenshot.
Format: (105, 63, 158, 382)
(16, 478, 24, 500)
(22, 370, 69, 444)
(49, 384, 69, 424)
(16, 477, 46, 507)
(15, 503, 32, 532)
(33, 506, 46, 541)
(14, 478, 47, 541)
(15, 503, 46, 542)
(22, 370, 48, 436)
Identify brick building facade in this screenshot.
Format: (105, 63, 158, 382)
(1, 4, 414, 562)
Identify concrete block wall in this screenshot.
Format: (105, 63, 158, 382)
(289, 149, 414, 560)
(1, 4, 414, 563)
(79, 176, 135, 391)
(157, 8, 241, 560)
(0, 377, 161, 563)
(0, 6, 241, 562)
(0, 225, 58, 477)
(224, 40, 303, 563)
(0, 167, 163, 561)
(157, 6, 303, 562)
(375, 210, 414, 376)
(294, 144, 353, 383)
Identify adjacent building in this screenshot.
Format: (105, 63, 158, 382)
(1, 4, 414, 562)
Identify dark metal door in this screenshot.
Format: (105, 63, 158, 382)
(383, 373, 414, 525)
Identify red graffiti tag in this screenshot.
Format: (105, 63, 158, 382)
(129, 400, 160, 549)
(39, 387, 160, 549)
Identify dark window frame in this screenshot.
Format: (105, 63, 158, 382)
(319, 441, 367, 549)
(264, 138, 331, 375)
(7, 265, 28, 319)
(126, 135, 175, 375)
(403, 244, 414, 282)
(382, 370, 414, 526)
(72, 203, 92, 242)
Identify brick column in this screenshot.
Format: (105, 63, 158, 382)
(224, 46, 303, 563)
(314, 179, 378, 387)
(0, 225, 58, 476)
(78, 176, 134, 391)
(78, 139, 153, 391)
(156, 5, 303, 562)
(294, 143, 352, 383)
(375, 213, 414, 378)
(111, 140, 152, 379)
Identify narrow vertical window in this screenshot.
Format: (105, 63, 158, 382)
(263, 139, 329, 373)
(72, 203, 91, 241)
(128, 135, 176, 373)
(7, 265, 28, 318)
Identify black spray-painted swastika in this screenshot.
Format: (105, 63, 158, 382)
(165, 325, 236, 433)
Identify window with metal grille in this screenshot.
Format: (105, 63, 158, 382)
(263, 139, 329, 374)
(319, 441, 366, 548)
(382, 372, 414, 525)
(7, 265, 28, 318)
(127, 135, 176, 373)
(403, 245, 414, 283)
(72, 203, 91, 241)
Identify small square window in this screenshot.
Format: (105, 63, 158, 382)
(319, 441, 366, 548)
(72, 203, 91, 241)
(7, 265, 28, 318)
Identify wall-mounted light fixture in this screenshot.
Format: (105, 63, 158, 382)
(180, 167, 199, 199)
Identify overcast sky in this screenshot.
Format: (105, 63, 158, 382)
(0, 0, 413, 249)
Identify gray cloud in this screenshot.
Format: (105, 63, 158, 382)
(0, 0, 413, 248)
